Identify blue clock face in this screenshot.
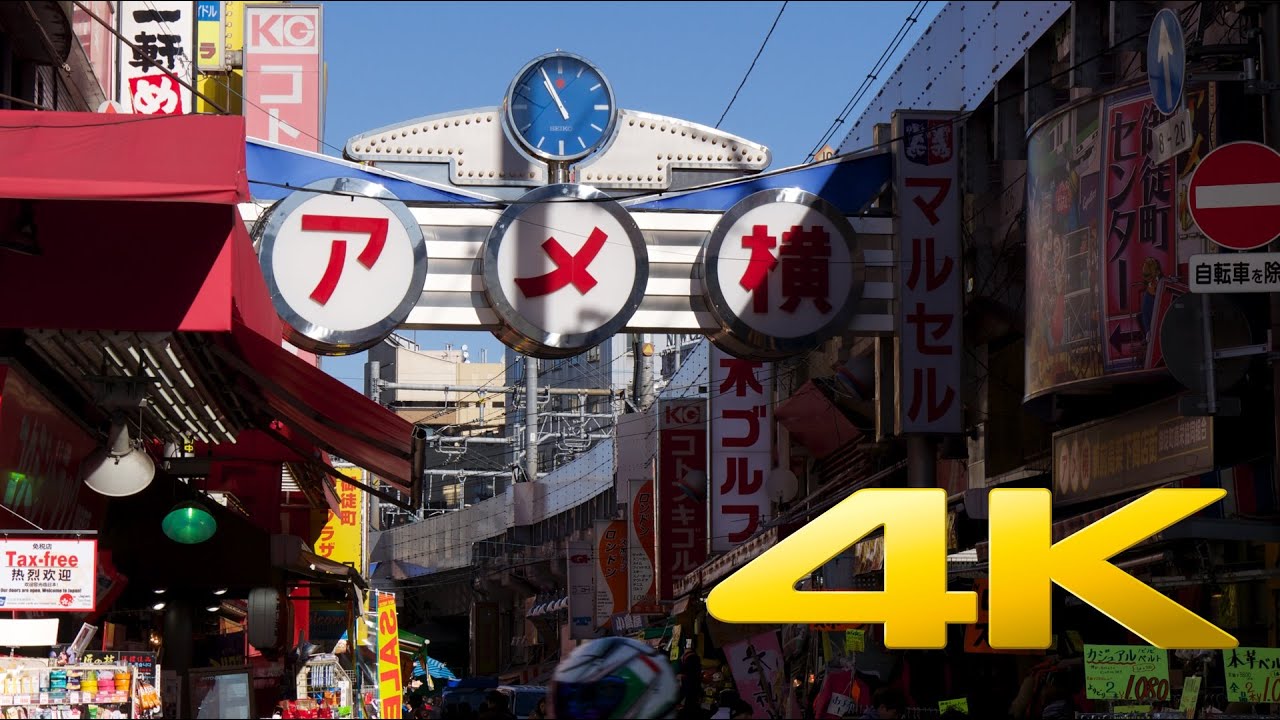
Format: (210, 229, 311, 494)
(506, 54, 616, 161)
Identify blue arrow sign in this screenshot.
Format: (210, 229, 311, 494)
(1147, 8, 1186, 115)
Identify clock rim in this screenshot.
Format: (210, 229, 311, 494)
(501, 50, 618, 164)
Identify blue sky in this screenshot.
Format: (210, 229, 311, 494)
(315, 0, 938, 389)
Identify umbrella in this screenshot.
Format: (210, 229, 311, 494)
(413, 657, 458, 681)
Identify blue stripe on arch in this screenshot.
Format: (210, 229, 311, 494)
(627, 151, 892, 215)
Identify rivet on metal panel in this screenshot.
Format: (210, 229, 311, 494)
(629, 120, 636, 126)
(489, 172, 495, 178)
(465, 118, 471, 125)
(475, 116, 482, 124)
(500, 172, 507, 178)
(412, 128, 418, 134)
(433, 123, 439, 130)
(529, 172, 536, 178)
(640, 121, 646, 128)
(458, 149, 464, 155)
(458, 159, 464, 166)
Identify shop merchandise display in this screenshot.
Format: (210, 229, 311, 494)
(290, 655, 352, 719)
(0, 656, 156, 720)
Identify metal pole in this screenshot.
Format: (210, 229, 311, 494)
(548, 161, 570, 185)
(637, 334, 655, 411)
(1200, 294, 1218, 414)
(525, 356, 539, 482)
(906, 435, 937, 488)
(1263, 1, 1280, 519)
(377, 382, 611, 396)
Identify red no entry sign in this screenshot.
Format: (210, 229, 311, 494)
(1188, 141, 1280, 251)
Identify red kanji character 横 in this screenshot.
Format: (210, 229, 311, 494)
(779, 225, 832, 313)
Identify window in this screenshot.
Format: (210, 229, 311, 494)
(587, 345, 601, 363)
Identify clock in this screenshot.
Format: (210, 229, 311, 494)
(503, 51, 618, 163)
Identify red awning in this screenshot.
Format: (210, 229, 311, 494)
(212, 321, 425, 498)
(0, 110, 248, 204)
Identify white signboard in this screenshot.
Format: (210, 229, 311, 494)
(0, 539, 97, 612)
(1189, 252, 1280, 293)
(258, 180, 428, 355)
(1150, 108, 1192, 166)
(566, 540, 597, 640)
(894, 111, 963, 434)
(709, 346, 772, 553)
(617, 410, 660, 615)
(118, 1, 195, 115)
(483, 184, 648, 358)
(702, 189, 862, 358)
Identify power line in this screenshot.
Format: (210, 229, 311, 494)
(804, 1, 929, 162)
(714, 1, 789, 130)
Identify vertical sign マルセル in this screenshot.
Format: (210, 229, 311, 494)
(655, 397, 708, 601)
(894, 111, 963, 434)
(117, 1, 195, 115)
(709, 346, 772, 552)
(243, 4, 322, 151)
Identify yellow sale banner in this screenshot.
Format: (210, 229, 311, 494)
(378, 592, 402, 719)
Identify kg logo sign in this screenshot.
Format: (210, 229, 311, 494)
(257, 178, 427, 355)
(482, 184, 649, 358)
(247, 8, 319, 51)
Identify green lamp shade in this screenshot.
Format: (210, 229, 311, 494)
(162, 501, 217, 544)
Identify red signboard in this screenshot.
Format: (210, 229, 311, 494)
(655, 398, 707, 601)
(1188, 141, 1280, 251)
(0, 363, 101, 531)
(1100, 93, 1178, 373)
(243, 5, 323, 151)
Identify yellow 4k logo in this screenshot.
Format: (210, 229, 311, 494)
(706, 488, 1238, 650)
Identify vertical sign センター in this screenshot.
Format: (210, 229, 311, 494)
(243, 4, 323, 151)
(655, 397, 708, 601)
(894, 111, 963, 434)
(117, 1, 196, 115)
(616, 410, 660, 615)
(709, 346, 772, 552)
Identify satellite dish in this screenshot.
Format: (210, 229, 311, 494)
(766, 467, 800, 503)
(1160, 294, 1251, 394)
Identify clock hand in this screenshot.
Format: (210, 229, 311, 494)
(540, 67, 570, 121)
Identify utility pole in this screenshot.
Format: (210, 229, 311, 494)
(524, 355, 539, 483)
(633, 334, 654, 411)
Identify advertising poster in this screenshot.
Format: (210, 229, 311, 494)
(616, 410, 660, 614)
(317, 467, 364, 570)
(723, 631, 792, 719)
(709, 347, 772, 552)
(117, 1, 196, 115)
(593, 519, 628, 630)
(0, 538, 96, 611)
(655, 398, 708, 601)
(1025, 83, 1217, 400)
(566, 540, 597, 640)
(376, 591, 403, 719)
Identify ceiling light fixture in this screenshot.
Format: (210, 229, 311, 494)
(161, 499, 217, 544)
(83, 417, 156, 497)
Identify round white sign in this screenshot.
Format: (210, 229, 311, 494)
(703, 189, 862, 358)
(258, 178, 427, 355)
(482, 184, 648, 357)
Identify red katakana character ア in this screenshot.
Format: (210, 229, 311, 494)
(779, 225, 833, 313)
(718, 358, 764, 397)
(739, 225, 778, 313)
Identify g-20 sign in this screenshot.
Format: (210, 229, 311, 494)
(707, 488, 1237, 649)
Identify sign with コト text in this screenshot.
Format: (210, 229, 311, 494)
(616, 410, 660, 615)
(894, 111, 962, 434)
(593, 519, 628, 629)
(482, 184, 649, 359)
(376, 591, 402, 719)
(0, 538, 97, 612)
(655, 398, 707, 601)
(566, 540, 597, 640)
(257, 179, 428, 355)
(1084, 644, 1171, 701)
(315, 466, 363, 570)
(243, 4, 323, 150)
(710, 346, 772, 552)
(701, 189, 862, 359)
(118, 1, 195, 115)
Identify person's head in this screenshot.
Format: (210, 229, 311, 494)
(871, 687, 906, 719)
(550, 637, 679, 719)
